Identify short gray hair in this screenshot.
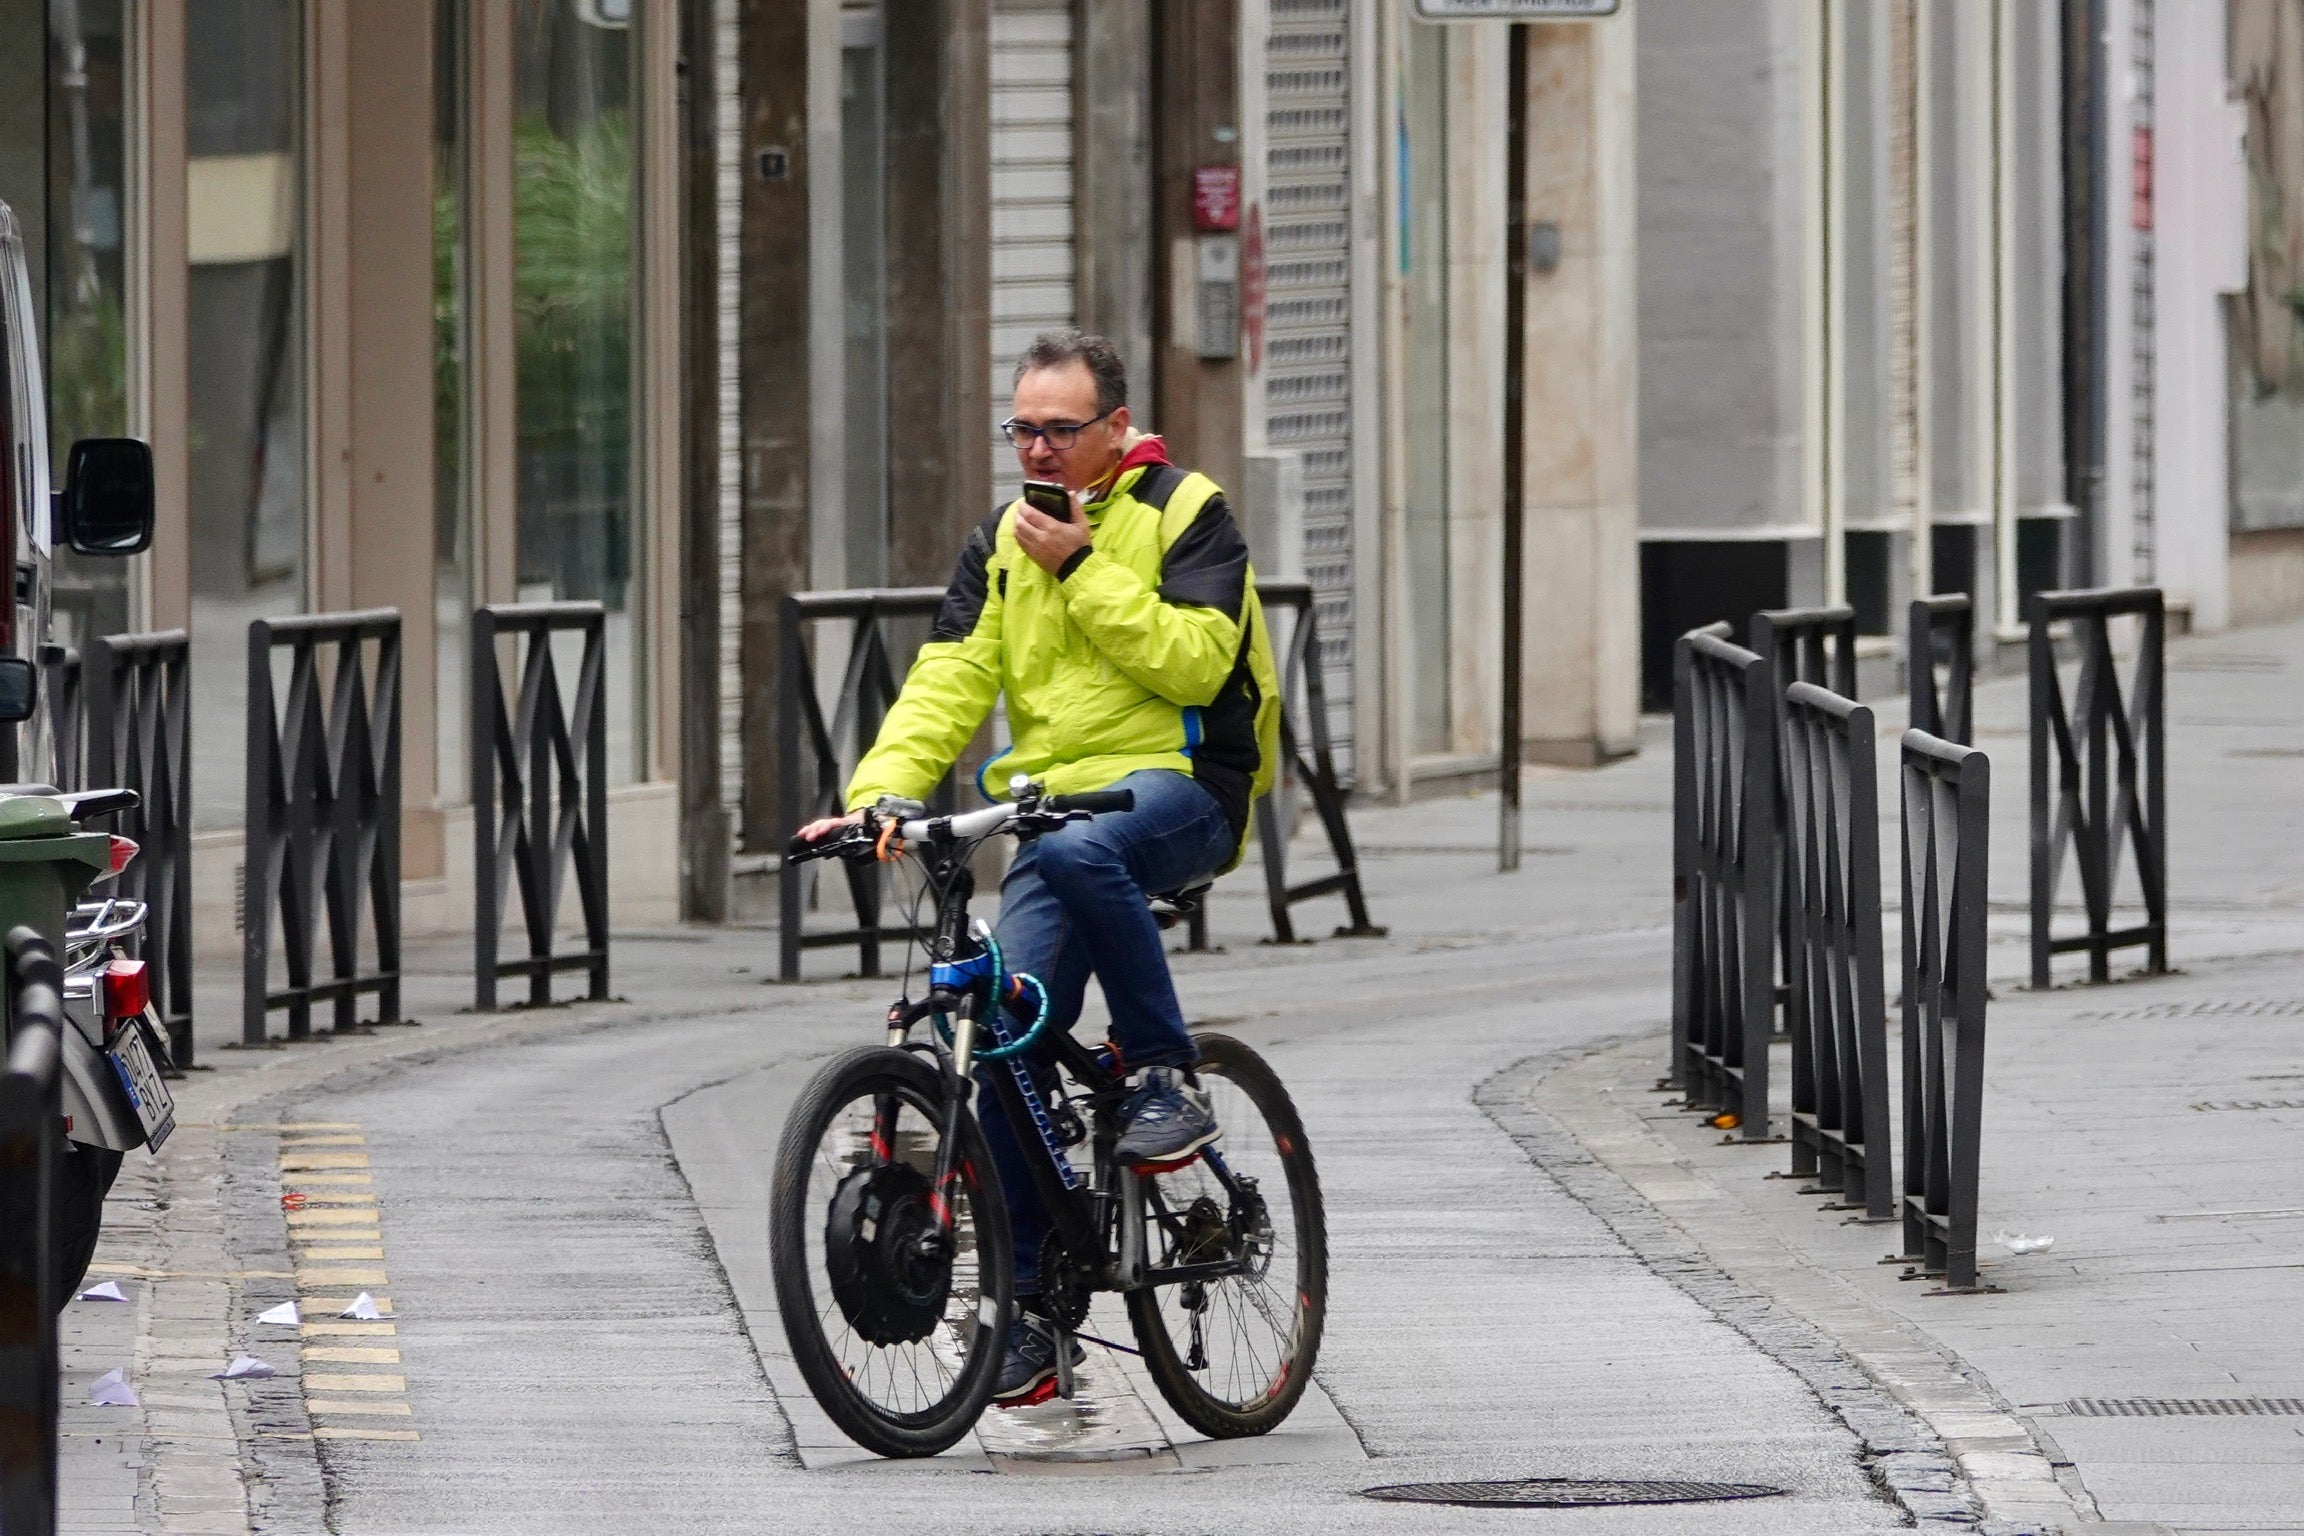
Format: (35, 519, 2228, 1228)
(1012, 329, 1127, 416)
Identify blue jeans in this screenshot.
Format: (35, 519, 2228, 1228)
(979, 769, 1235, 1293)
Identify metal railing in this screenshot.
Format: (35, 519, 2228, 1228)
(1752, 605, 1859, 1041)
(473, 603, 609, 1010)
(1249, 582, 1383, 946)
(1670, 625, 1778, 1138)
(1909, 595, 1975, 747)
(1898, 730, 1992, 1292)
(1780, 683, 1893, 1218)
(45, 633, 195, 1065)
(774, 582, 1383, 978)
(0, 928, 64, 1536)
(2027, 587, 2166, 987)
(244, 611, 403, 1042)
(776, 590, 952, 982)
(1750, 605, 1858, 702)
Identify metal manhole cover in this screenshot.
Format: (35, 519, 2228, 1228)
(2061, 1396, 2304, 1418)
(1361, 1479, 1788, 1509)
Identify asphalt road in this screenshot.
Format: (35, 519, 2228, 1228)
(218, 735, 1939, 1535)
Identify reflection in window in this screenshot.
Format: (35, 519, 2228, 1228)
(46, 0, 134, 645)
(436, 0, 470, 803)
(514, 0, 641, 781)
(186, 0, 305, 830)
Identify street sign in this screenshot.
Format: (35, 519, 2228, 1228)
(1412, 0, 1618, 17)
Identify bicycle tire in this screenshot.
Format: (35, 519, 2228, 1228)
(1125, 1032, 1326, 1439)
(770, 1046, 1013, 1458)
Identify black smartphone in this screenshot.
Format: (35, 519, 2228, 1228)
(1021, 479, 1073, 524)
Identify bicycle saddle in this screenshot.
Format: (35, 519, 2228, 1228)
(1147, 883, 1211, 931)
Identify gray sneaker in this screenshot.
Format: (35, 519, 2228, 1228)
(1113, 1066, 1220, 1167)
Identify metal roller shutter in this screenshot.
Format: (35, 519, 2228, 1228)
(1264, 0, 1356, 774)
(989, 0, 1077, 507)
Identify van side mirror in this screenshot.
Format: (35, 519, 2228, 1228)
(0, 657, 37, 723)
(58, 437, 155, 556)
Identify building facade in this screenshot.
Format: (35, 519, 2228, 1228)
(2, 0, 691, 956)
(1637, 0, 2266, 704)
(4, 0, 2292, 950)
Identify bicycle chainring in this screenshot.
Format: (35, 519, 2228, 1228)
(1037, 1231, 1093, 1331)
(823, 1162, 954, 1347)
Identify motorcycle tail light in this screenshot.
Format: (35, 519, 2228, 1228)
(101, 958, 150, 1022)
(102, 835, 139, 880)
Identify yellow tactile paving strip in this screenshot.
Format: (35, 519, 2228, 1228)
(279, 1123, 419, 1444)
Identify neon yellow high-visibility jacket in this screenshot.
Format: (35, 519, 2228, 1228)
(844, 455, 1280, 868)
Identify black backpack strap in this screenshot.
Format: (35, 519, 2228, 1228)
(1128, 463, 1188, 513)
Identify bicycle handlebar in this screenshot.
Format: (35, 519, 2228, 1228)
(1045, 789, 1134, 816)
(786, 786, 1136, 865)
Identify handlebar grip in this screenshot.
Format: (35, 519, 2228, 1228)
(1046, 789, 1134, 816)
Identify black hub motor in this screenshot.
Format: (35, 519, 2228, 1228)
(824, 1163, 954, 1346)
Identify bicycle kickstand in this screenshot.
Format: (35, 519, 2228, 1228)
(1054, 1324, 1079, 1401)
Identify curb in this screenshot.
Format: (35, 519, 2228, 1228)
(1475, 1039, 2115, 1536)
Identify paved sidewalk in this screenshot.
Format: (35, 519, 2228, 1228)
(1501, 615, 2304, 1536)
(49, 614, 2304, 1534)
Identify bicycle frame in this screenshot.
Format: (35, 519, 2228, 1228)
(881, 819, 1257, 1297)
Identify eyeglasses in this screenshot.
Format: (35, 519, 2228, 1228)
(998, 410, 1113, 451)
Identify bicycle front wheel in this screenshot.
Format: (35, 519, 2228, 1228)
(1125, 1032, 1326, 1438)
(770, 1046, 1013, 1458)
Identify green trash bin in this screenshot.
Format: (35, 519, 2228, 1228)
(0, 797, 113, 961)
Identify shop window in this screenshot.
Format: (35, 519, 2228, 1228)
(436, 0, 471, 803)
(513, 0, 642, 781)
(186, 0, 306, 831)
(46, 0, 134, 646)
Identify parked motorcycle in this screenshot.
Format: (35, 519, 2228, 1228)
(31, 786, 175, 1305)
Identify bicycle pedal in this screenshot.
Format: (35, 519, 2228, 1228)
(1130, 1151, 1206, 1175)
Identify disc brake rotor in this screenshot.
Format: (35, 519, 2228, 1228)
(824, 1162, 953, 1346)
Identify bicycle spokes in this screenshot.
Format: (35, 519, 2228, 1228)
(1134, 1070, 1307, 1410)
(802, 1088, 987, 1420)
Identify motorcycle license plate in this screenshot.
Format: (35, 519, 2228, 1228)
(107, 1021, 175, 1152)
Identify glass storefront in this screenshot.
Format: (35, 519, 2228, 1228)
(512, 0, 643, 781)
(436, 0, 471, 804)
(187, 0, 306, 830)
(45, 0, 134, 645)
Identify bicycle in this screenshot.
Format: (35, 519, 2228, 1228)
(770, 779, 1328, 1459)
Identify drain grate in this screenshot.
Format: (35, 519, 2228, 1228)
(2191, 1099, 2304, 1113)
(2060, 1397, 2304, 1418)
(2074, 999, 2304, 1021)
(1361, 1479, 1787, 1509)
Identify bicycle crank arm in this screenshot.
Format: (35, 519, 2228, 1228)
(1112, 1166, 1146, 1289)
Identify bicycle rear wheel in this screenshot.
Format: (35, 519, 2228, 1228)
(770, 1046, 1013, 1457)
(1125, 1032, 1326, 1438)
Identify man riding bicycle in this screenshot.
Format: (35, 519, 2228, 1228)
(796, 329, 1279, 1406)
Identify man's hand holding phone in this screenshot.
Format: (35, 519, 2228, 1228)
(1015, 478, 1091, 574)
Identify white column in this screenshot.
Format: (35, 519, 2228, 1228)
(2152, 0, 2243, 630)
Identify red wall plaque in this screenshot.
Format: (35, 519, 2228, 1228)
(1193, 165, 1242, 233)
